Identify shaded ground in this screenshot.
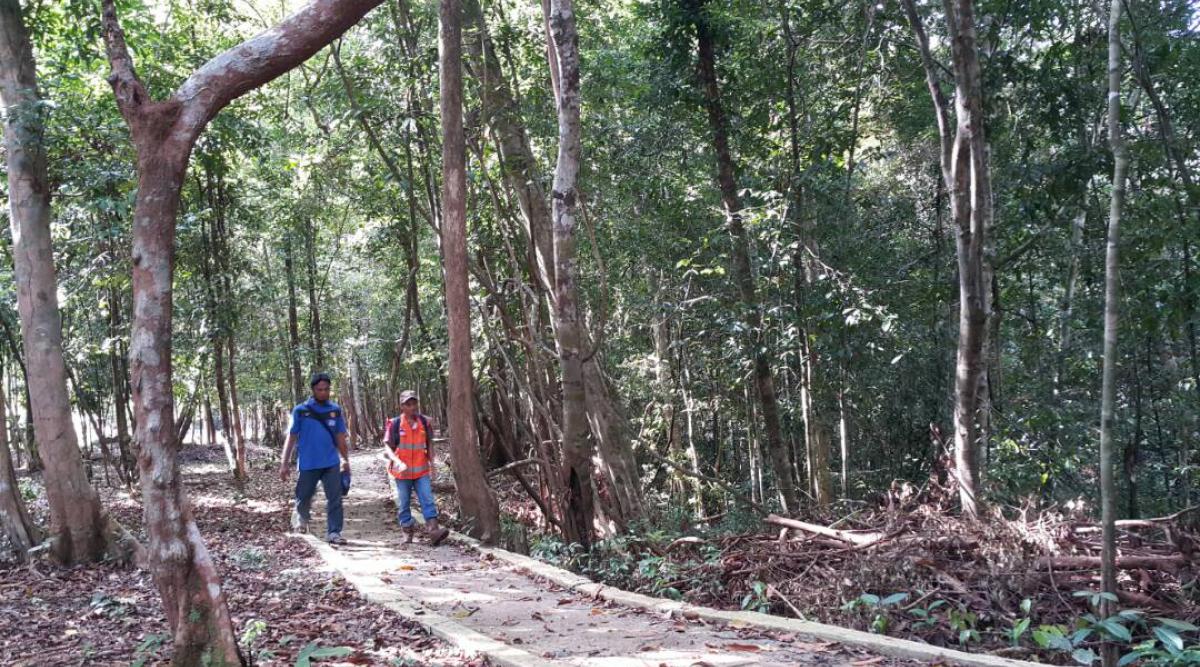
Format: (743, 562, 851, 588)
(0, 446, 478, 667)
(310, 450, 921, 667)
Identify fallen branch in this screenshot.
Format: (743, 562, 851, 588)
(1035, 555, 1188, 571)
(486, 457, 542, 479)
(764, 514, 887, 547)
(767, 583, 807, 620)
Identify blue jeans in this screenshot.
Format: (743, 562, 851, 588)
(394, 475, 437, 527)
(295, 465, 344, 536)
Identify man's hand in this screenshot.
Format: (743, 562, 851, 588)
(279, 465, 291, 482)
(341, 458, 351, 473)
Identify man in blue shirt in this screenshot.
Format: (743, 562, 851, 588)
(278, 372, 350, 544)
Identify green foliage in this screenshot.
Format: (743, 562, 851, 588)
(294, 643, 353, 667)
(841, 592, 909, 634)
(740, 581, 770, 613)
(130, 634, 167, 667)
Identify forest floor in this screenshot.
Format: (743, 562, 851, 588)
(301, 449, 924, 667)
(0, 445, 479, 667)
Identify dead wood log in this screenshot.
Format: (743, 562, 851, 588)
(1035, 554, 1188, 571)
(764, 514, 887, 547)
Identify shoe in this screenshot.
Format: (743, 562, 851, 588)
(425, 518, 450, 547)
(326, 532, 346, 545)
(291, 510, 309, 534)
(402, 525, 416, 544)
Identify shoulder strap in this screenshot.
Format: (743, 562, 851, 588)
(300, 409, 338, 444)
(389, 416, 401, 446)
(418, 414, 432, 449)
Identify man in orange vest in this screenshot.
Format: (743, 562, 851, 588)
(383, 390, 450, 545)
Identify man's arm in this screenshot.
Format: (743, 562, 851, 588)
(278, 433, 298, 481)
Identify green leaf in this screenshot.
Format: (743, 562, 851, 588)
(1154, 626, 1185, 655)
(1116, 651, 1143, 667)
(307, 647, 353, 659)
(1155, 618, 1199, 632)
(1071, 648, 1097, 665)
(1099, 619, 1132, 642)
(881, 593, 909, 606)
(859, 593, 881, 606)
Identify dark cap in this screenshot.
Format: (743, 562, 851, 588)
(310, 372, 332, 388)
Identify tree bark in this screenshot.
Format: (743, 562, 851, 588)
(1099, 0, 1129, 660)
(439, 0, 501, 544)
(1, 0, 115, 564)
(690, 0, 799, 513)
(100, 0, 385, 663)
(0, 372, 40, 561)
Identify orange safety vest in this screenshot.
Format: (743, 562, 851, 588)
(387, 414, 431, 480)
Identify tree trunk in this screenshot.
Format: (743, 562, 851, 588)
(901, 0, 992, 517)
(439, 0, 501, 544)
(304, 217, 324, 371)
(1099, 0, 1128, 660)
(1, 0, 116, 564)
(546, 0, 597, 547)
(691, 0, 798, 513)
(226, 337, 246, 480)
(0, 373, 40, 561)
(101, 0, 385, 662)
(284, 244, 305, 403)
(464, 0, 641, 530)
(109, 285, 135, 486)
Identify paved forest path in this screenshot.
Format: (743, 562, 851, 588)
(296, 450, 1027, 667)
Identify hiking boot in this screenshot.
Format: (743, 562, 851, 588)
(402, 524, 416, 544)
(326, 532, 346, 545)
(290, 509, 309, 534)
(426, 518, 450, 547)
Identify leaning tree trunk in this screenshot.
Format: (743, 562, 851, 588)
(1, 0, 117, 564)
(0, 372, 41, 561)
(1099, 0, 1129, 662)
(691, 0, 799, 513)
(100, 1, 385, 663)
(439, 0, 501, 544)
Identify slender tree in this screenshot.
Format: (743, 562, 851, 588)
(1099, 0, 1129, 661)
(99, 1, 385, 662)
(688, 0, 800, 513)
(439, 0, 501, 544)
(0, 367, 40, 561)
(1, 0, 120, 564)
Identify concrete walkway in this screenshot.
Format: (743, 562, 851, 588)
(298, 451, 1039, 667)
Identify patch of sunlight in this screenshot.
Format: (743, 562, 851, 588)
(582, 652, 757, 667)
(188, 493, 278, 514)
(410, 589, 498, 605)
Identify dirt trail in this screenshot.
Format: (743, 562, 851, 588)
(296, 451, 922, 667)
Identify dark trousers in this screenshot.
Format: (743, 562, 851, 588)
(295, 465, 343, 536)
